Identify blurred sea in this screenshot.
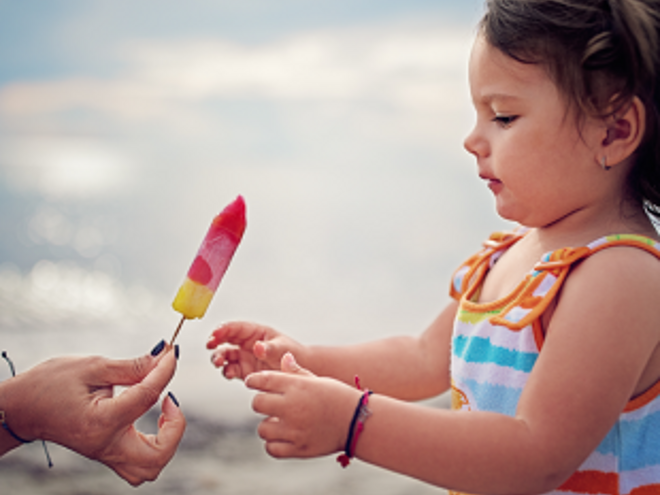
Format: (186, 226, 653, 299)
(0, 1, 511, 493)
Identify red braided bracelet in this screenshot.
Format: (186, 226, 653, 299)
(337, 376, 372, 468)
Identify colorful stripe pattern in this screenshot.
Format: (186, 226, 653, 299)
(450, 232, 660, 495)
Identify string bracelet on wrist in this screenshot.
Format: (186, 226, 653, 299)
(337, 375, 373, 468)
(1, 351, 53, 468)
(0, 410, 31, 444)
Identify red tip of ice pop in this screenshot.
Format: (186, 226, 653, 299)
(185, 195, 247, 288)
(213, 195, 246, 240)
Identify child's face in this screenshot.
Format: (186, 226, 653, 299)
(464, 36, 606, 227)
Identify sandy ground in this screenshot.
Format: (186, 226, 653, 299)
(0, 409, 449, 495)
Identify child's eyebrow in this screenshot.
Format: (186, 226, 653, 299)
(479, 93, 521, 105)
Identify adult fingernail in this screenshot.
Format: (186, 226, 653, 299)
(174, 345, 180, 360)
(168, 391, 180, 407)
(150, 339, 166, 356)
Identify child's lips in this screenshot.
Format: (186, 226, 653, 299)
(479, 173, 502, 193)
(487, 179, 503, 193)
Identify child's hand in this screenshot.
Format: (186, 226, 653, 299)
(245, 352, 361, 459)
(206, 321, 305, 380)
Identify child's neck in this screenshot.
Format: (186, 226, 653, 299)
(529, 199, 658, 251)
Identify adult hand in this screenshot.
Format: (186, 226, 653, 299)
(0, 344, 186, 486)
(207, 321, 305, 380)
(245, 352, 360, 459)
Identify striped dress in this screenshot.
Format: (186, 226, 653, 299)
(449, 231, 660, 495)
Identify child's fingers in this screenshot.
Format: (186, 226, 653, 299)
(210, 346, 257, 380)
(280, 352, 314, 376)
(251, 389, 286, 418)
(265, 440, 296, 459)
(257, 418, 316, 459)
(256, 417, 301, 458)
(256, 416, 285, 441)
(245, 370, 288, 393)
(253, 340, 284, 368)
(206, 321, 271, 350)
(209, 350, 226, 368)
(253, 339, 298, 370)
(209, 346, 237, 368)
(223, 362, 246, 380)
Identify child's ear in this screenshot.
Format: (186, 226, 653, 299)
(601, 96, 645, 166)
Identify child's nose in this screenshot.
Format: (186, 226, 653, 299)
(463, 127, 487, 158)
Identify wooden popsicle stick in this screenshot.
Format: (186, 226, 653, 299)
(170, 315, 186, 346)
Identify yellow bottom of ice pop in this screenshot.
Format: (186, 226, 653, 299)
(172, 279, 214, 319)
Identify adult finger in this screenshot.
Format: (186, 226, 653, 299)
(111, 449, 170, 486)
(154, 392, 186, 459)
(87, 354, 158, 387)
(107, 393, 185, 486)
(112, 463, 158, 487)
(110, 350, 177, 425)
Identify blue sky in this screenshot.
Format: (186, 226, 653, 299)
(0, 1, 482, 83)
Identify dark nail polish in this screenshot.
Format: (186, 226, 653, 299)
(168, 391, 180, 407)
(174, 345, 180, 360)
(150, 339, 166, 356)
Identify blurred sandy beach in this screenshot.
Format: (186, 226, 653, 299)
(2, 394, 451, 495)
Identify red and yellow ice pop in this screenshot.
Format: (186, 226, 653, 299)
(170, 195, 246, 345)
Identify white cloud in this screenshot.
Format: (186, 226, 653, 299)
(0, 23, 474, 123)
(0, 136, 134, 199)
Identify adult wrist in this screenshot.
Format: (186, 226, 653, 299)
(0, 372, 37, 443)
(0, 380, 29, 448)
(0, 357, 53, 467)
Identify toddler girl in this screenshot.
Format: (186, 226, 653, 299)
(207, 0, 660, 493)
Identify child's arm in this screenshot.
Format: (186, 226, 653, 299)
(246, 248, 660, 494)
(207, 300, 458, 401)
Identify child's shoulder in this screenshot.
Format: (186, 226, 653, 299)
(553, 234, 660, 397)
(565, 234, 660, 302)
(581, 233, 660, 272)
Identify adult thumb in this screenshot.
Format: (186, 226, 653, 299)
(280, 352, 313, 376)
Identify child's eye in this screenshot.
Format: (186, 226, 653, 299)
(492, 115, 518, 127)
